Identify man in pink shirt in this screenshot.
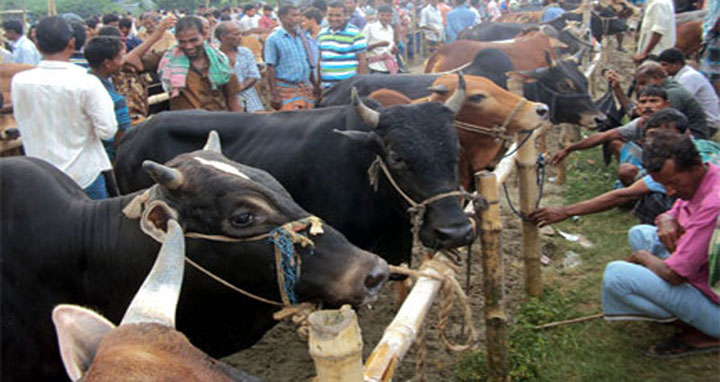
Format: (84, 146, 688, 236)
(602, 131, 720, 358)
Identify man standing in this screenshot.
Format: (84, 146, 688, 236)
(445, 0, 477, 43)
(419, 0, 444, 54)
(239, 5, 263, 34)
(602, 133, 720, 358)
(265, 5, 317, 110)
(12, 17, 117, 199)
(134, 16, 241, 112)
(317, 1, 367, 89)
(2, 20, 41, 65)
(346, 0, 367, 28)
(136, 12, 177, 54)
(216, 21, 264, 112)
(259, 5, 279, 31)
(119, 17, 142, 51)
(363, 5, 398, 74)
(84, 36, 132, 162)
(634, 0, 676, 64)
(659, 48, 720, 134)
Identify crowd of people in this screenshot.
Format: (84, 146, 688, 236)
(2, 0, 719, 362)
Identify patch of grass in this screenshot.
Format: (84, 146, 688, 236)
(454, 147, 720, 382)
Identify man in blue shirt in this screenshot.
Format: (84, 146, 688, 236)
(445, 0, 476, 43)
(2, 20, 41, 65)
(265, 5, 318, 110)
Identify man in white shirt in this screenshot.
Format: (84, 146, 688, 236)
(659, 48, 720, 134)
(238, 4, 263, 34)
(634, 0, 676, 64)
(12, 16, 117, 199)
(419, 0, 444, 53)
(363, 5, 398, 74)
(2, 19, 41, 65)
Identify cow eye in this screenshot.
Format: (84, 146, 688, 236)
(387, 151, 406, 168)
(468, 94, 486, 103)
(230, 212, 254, 227)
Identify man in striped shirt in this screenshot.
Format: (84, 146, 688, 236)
(317, 1, 367, 89)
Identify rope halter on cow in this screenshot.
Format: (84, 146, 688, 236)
(452, 98, 527, 142)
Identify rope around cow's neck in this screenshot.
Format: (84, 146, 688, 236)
(452, 98, 528, 142)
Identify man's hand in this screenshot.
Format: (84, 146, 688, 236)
(604, 69, 621, 90)
(549, 148, 570, 166)
(627, 249, 683, 285)
(529, 206, 570, 226)
(633, 51, 648, 64)
(655, 214, 684, 253)
(270, 94, 282, 111)
(377, 41, 391, 47)
(157, 15, 177, 33)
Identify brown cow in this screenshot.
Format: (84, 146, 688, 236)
(369, 74, 549, 190)
(0, 63, 33, 156)
(53, 221, 259, 382)
(424, 31, 566, 72)
(675, 20, 703, 57)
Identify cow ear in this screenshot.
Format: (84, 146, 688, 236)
(506, 71, 537, 83)
(52, 305, 116, 381)
(333, 129, 384, 152)
(549, 37, 568, 49)
(140, 200, 180, 243)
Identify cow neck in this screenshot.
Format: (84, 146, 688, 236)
(122, 187, 325, 308)
(452, 98, 528, 142)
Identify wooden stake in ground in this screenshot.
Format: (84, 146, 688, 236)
(517, 131, 542, 297)
(477, 171, 509, 382)
(308, 306, 364, 382)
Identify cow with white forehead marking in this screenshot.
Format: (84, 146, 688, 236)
(1, 132, 389, 381)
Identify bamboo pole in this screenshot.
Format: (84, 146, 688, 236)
(516, 130, 542, 297)
(308, 306, 364, 382)
(556, 124, 570, 185)
(363, 253, 457, 382)
(477, 171, 508, 382)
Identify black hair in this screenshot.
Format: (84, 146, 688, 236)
(214, 21, 231, 40)
(279, 5, 298, 18)
(68, 20, 87, 51)
(2, 19, 23, 35)
(644, 108, 689, 135)
(86, 16, 100, 29)
(98, 25, 122, 37)
(175, 16, 204, 35)
(303, 7, 323, 23)
(35, 16, 73, 55)
(312, 0, 328, 12)
(642, 131, 701, 173)
(328, 1, 347, 11)
(119, 18, 133, 29)
(637, 85, 667, 100)
(456, 0, 468, 4)
(263, 5, 274, 11)
(377, 5, 393, 13)
(102, 14, 120, 25)
(244, 4, 256, 11)
(220, 14, 231, 21)
(657, 47, 685, 66)
(84, 36, 124, 68)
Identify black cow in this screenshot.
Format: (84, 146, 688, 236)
(2, 135, 389, 381)
(115, 87, 475, 268)
(317, 49, 512, 108)
(319, 52, 603, 127)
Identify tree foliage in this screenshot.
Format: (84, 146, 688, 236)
(1, 0, 123, 19)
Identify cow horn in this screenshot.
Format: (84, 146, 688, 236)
(444, 73, 466, 114)
(203, 130, 222, 153)
(143, 161, 184, 190)
(352, 87, 380, 129)
(427, 84, 450, 95)
(120, 219, 185, 327)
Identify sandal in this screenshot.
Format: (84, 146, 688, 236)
(645, 336, 720, 359)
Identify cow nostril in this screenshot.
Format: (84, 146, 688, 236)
(536, 105, 549, 117)
(365, 267, 388, 291)
(435, 223, 474, 243)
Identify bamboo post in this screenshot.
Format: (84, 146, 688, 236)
(477, 171, 508, 382)
(516, 130, 542, 297)
(556, 125, 570, 185)
(308, 306, 364, 382)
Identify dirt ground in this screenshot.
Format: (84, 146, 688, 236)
(224, 33, 638, 382)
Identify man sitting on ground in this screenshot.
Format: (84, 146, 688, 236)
(532, 109, 720, 226)
(551, 86, 670, 187)
(601, 131, 720, 359)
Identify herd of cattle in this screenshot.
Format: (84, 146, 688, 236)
(0, 4, 707, 380)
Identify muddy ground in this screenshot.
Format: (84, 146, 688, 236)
(224, 33, 638, 382)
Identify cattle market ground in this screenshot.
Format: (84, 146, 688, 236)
(225, 36, 720, 381)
